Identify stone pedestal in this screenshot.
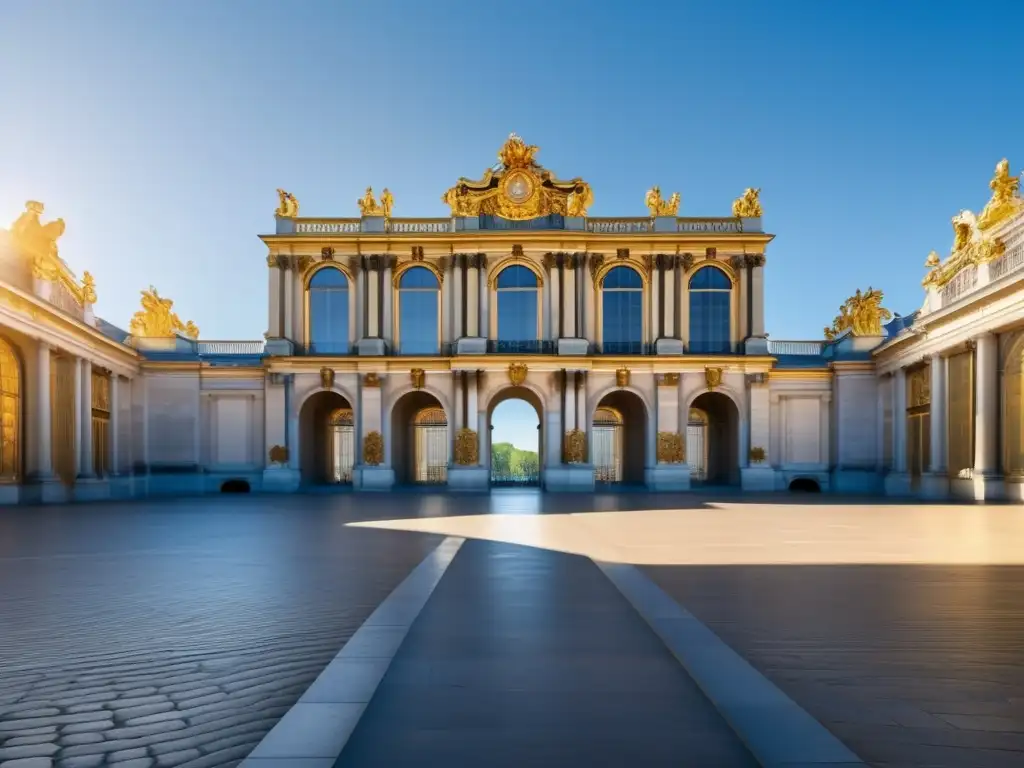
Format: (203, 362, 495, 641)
(958, 473, 1004, 502)
(354, 466, 395, 491)
(830, 468, 882, 495)
(264, 338, 295, 357)
(740, 465, 776, 492)
(1004, 479, 1024, 503)
(645, 465, 691, 492)
(447, 466, 489, 491)
(262, 466, 301, 493)
(73, 477, 111, 502)
(745, 336, 770, 355)
(545, 464, 595, 492)
(357, 338, 386, 356)
(655, 338, 684, 356)
(455, 337, 487, 355)
(883, 471, 913, 497)
(919, 472, 950, 500)
(557, 338, 589, 355)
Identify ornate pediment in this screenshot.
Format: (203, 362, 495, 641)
(441, 133, 593, 220)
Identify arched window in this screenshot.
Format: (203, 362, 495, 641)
(495, 265, 539, 351)
(398, 267, 440, 354)
(0, 336, 21, 481)
(601, 266, 644, 354)
(688, 266, 732, 354)
(308, 268, 349, 354)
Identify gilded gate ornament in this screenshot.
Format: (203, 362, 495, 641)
(731, 188, 763, 218)
(441, 133, 593, 219)
(320, 367, 335, 390)
(275, 189, 299, 218)
(410, 368, 425, 389)
(976, 158, 1021, 231)
(705, 367, 723, 391)
(508, 362, 528, 386)
(454, 428, 479, 466)
(823, 288, 892, 340)
(363, 431, 384, 466)
(645, 186, 680, 216)
(129, 287, 199, 339)
(563, 429, 587, 464)
(656, 432, 684, 464)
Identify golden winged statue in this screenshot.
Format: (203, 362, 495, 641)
(732, 188, 763, 218)
(567, 184, 594, 216)
(129, 286, 199, 339)
(274, 189, 299, 218)
(823, 288, 891, 340)
(645, 186, 680, 216)
(977, 158, 1021, 230)
(10, 201, 66, 280)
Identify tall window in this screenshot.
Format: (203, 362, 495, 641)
(496, 265, 539, 350)
(399, 267, 440, 354)
(308, 268, 350, 354)
(688, 266, 731, 354)
(601, 266, 643, 354)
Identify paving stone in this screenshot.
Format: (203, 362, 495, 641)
(58, 721, 112, 735)
(55, 756, 104, 768)
(0, 744, 59, 760)
(125, 709, 192, 727)
(0, 758, 54, 768)
(108, 760, 153, 768)
(114, 703, 175, 723)
(164, 687, 220, 703)
(0, 738, 53, 748)
(57, 734, 104, 747)
(174, 743, 252, 768)
(103, 721, 188, 741)
(64, 704, 104, 715)
(112, 697, 168, 710)
(106, 747, 148, 761)
(153, 749, 200, 767)
(0, 728, 55, 740)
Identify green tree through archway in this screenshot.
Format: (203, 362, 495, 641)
(490, 399, 540, 485)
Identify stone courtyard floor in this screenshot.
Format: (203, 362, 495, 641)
(1, 491, 1024, 767)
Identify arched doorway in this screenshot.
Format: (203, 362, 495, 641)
(689, 392, 739, 486)
(489, 391, 542, 486)
(392, 391, 448, 485)
(593, 390, 646, 485)
(299, 390, 355, 485)
(0, 336, 22, 482)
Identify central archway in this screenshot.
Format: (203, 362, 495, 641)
(487, 387, 543, 487)
(391, 391, 449, 486)
(689, 391, 739, 486)
(592, 390, 647, 486)
(299, 390, 355, 485)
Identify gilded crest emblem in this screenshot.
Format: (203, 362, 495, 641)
(616, 367, 630, 388)
(320, 367, 335, 390)
(363, 372, 381, 388)
(411, 368, 425, 389)
(508, 362, 528, 386)
(268, 445, 289, 464)
(705, 367, 723, 391)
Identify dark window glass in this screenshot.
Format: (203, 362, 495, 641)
(399, 267, 439, 354)
(688, 267, 731, 353)
(496, 266, 538, 341)
(602, 267, 643, 350)
(308, 267, 349, 354)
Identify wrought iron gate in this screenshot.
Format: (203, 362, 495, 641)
(687, 408, 708, 482)
(327, 408, 354, 483)
(593, 407, 622, 484)
(414, 407, 448, 484)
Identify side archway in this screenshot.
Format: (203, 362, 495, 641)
(298, 390, 355, 484)
(688, 391, 739, 485)
(487, 386, 543, 486)
(391, 390, 449, 485)
(592, 389, 647, 485)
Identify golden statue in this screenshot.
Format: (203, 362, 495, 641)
(924, 250, 941, 268)
(615, 367, 630, 388)
(705, 367, 723, 391)
(508, 362, 528, 386)
(441, 134, 591, 220)
(358, 187, 385, 216)
(275, 189, 299, 218)
(320, 367, 335, 390)
(81, 271, 97, 304)
(129, 286, 199, 339)
(363, 431, 384, 466)
(380, 188, 394, 218)
(732, 188, 763, 218)
(977, 158, 1021, 231)
(923, 210, 1006, 289)
(454, 428, 479, 465)
(656, 432, 684, 464)
(563, 429, 587, 464)
(410, 368, 425, 389)
(10, 201, 66, 280)
(823, 288, 892, 340)
(645, 186, 680, 216)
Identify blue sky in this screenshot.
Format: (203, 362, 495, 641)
(2, 1, 1022, 451)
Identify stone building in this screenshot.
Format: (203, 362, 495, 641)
(0, 137, 1020, 502)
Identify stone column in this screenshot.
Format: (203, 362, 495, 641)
(466, 256, 480, 337)
(35, 342, 54, 479)
(382, 256, 394, 347)
(79, 359, 94, 478)
(548, 255, 561, 340)
(575, 372, 587, 438)
(366, 259, 380, 337)
(479, 256, 490, 341)
(819, 393, 831, 468)
(453, 255, 464, 339)
(563, 370, 577, 447)
(660, 256, 676, 339)
(928, 353, 947, 473)
(283, 261, 295, 340)
(361, 375, 383, 463)
(892, 368, 907, 473)
(355, 261, 366, 340)
(733, 255, 749, 339)
(749, 256, 766, 337)
(875, 374, 886, 471)
(267, 256, 282, 337)
(441, 257, 453, 344)
(561, 256, 576, 337)
(749, 381, 770, 464)
(71, 356, 82, 479)
(656, 376, 680, 462)
(452, 371, 463, 432)
(466, 371, 478, 430)
(110, 375, 120, 475)
(974, 333, 998, 475)
(583, 255, 598, 346)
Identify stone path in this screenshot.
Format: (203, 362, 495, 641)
(333, 540, 757, 767)
(0, 496, 442, 768)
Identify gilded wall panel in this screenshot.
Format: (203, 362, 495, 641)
(947, 349, 975, 479)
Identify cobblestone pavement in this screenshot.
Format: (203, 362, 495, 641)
(0, 494, 446, 768)
(644, 563, 1024, 768)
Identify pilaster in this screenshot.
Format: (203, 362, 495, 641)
(79, 358, 94, 478)
(34, 342, 53, 479)
(466, 258, 480, 337)
(72, 356, 82, 479)
(283, 261, 295, 340)
(266, 255, 283, 338)
(928, 353, 947, 473)
(749, 255, 766, 337)
(109, 374, 120, 475)
(561, 254, 577, 338)
(973, 333, 1000, 498)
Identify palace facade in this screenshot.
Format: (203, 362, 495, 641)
(1, 137, 1022, 503)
